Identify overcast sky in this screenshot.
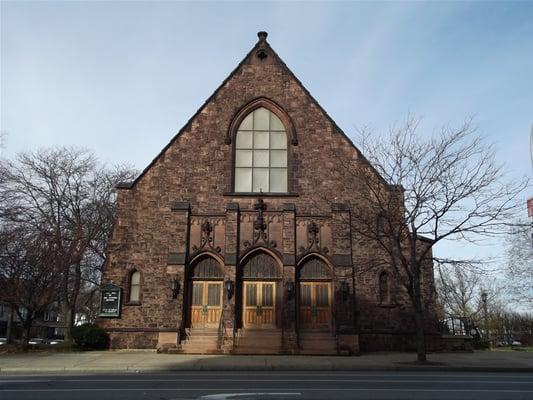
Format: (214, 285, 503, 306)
(2, 1, 532, 270)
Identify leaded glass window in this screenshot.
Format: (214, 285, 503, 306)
(129, 271, 140, 302)
(235, 107, 288, 193)
(299, 258, 329, 279)
(242, 252, 280, 279)
(379, 271, 390, 304)
(191, 257, 224, 279)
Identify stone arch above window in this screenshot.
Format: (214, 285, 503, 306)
(191, 256, 224, 279)
(299, 257, 330, 280)
(226, 98, 298, 147)
(241, 252, 280, 279)
(378, 271, 390, 304)
(129, 270, 141, 302)
(234, 107, 288, 193)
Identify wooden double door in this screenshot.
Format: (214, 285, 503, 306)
(190, 281, 223, 328)
(242, 281, 276, 328)
(298, 282, 332, 329)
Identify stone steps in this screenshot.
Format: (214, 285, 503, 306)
(178, 328, 338, 355)
(233, 329, 283, 355)
(180, 328, 220, 354)
(299, 330, 338, 355)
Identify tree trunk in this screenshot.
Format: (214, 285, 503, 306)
(62, 261, 81, 342)
(21, 319, 32, 351)
(6, 306, 14, 344)
(411, 252, 427, 363)
(415, 308, 427, 362)
(61, 304, 73, 342)
(69, 303, 76, 329)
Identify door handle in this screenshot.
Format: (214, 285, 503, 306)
(202, 305, 208, 315)
(256, 305, 263, 316)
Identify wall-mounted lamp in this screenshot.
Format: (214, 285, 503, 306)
(286, 281, 295, 300)
(340, 281, 350, 302)
(225, 279, 234, 299)
(170, 277, 180, 299)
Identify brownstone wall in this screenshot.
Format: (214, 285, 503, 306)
(98, 35, 439, 352)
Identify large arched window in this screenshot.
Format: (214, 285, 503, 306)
(234, 107, 288, 193)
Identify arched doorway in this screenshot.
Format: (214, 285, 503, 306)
(189, 256, 224, 328)
(298, 257, 332, 330)
(240, 251, 281, 329)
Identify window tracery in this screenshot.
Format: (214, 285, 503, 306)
(234, 107, 288, 193)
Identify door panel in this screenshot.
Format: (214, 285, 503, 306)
(299, 282, 331, 329)
(262, 284, 273, 306)
(190, 281, 222, 328)
(243, 281, 276, 328)
(315, 284, 330, 326)
(299, 284, 312, 326)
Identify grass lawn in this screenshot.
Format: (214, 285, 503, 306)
(491, 346, 533, 352)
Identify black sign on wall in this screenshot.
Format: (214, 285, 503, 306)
(99, 284, 122, 318)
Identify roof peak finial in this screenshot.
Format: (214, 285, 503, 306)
(257, 31, 268, 41)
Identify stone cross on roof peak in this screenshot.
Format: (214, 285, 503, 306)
(257, 31, 268, 41)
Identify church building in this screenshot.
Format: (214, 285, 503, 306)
(98, 32, 439, 354)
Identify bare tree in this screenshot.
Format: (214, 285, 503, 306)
(435, 260, 506, 339)
(0, 148, 136, 341)
(0, 226, 61, 349)
(342, 116, 527, 362)
(436, 262, 485, 319)
(486, 304, 533, 345)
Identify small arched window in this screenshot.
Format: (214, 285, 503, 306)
(129, 271, 141, 302)
(376, 213, 386, 235)
(234, 107, 288, 193)
(378, 271, 390, 304)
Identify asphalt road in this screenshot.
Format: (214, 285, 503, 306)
(0, 371, 532, 399)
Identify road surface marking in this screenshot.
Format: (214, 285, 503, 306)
(199, 393, 301, 399)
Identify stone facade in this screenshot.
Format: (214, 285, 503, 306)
(98, 32, 439, 353)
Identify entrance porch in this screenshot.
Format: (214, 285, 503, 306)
(179, 251, 343, 355)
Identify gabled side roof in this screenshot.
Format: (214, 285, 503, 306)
(119, 32, 390, 189)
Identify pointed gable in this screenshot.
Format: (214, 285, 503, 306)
(123, 31, 384, 192)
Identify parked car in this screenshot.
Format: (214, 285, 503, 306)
(511, 340, 523, 346)
(0, 337, 7, 345)
(48, 339, 64, 345)
(28, 338, 47, 345)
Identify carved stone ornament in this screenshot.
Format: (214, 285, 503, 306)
(244, 197, 277, 249)
(192, 220, 222, 254)
(298, 221, 329, 255)
(256, 48, 268, 60)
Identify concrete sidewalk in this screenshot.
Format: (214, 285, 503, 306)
(1, 350, 532, 374)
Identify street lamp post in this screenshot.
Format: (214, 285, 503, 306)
(481, 291, 488, 341)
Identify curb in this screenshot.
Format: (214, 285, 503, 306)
(1, 365, 533, 374)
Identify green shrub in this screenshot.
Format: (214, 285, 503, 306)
(71, 324, 109, 350)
